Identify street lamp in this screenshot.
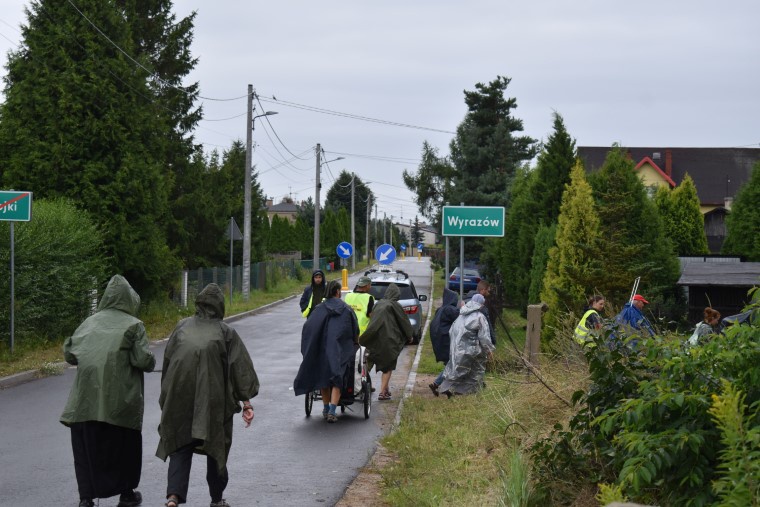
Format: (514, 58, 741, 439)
(243, 97, 278, 301)
(312, 147, 344, 272)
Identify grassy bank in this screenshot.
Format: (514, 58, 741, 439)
(0, 276, 307, 379)
(382, 287, 590, 506)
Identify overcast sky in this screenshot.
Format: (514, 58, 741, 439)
(1, 1, 758, 222)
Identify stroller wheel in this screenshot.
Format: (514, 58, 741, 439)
(305, 391, 313, 417)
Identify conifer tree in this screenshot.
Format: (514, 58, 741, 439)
(449, 75, 537, 207)
(589, 146, 681, 313)
(654, 175, 709, 255)
(723, 162, 760, 261)
(541, 161, 601, 338)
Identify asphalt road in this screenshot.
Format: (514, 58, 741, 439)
(0, 257, 432, 506)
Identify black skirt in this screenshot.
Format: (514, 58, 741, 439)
(70, 421, 142, 499)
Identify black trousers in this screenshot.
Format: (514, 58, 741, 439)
(167, 441, 228, 503)
(70, 421, 141, 500)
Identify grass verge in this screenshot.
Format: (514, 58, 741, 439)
(381, 306, 589, 506)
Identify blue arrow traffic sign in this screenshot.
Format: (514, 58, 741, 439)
(336, 241, 353, 259)
(417, 242, 423, 250)
(375, 243, 396, 264)
(399, 244, 406, 251)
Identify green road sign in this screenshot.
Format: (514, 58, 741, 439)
(442, 205, 504, 237)
(0, 191, 33, 222)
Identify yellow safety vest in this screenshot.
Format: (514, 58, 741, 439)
(302, 293, 320, 318)
(574, 309, 599, 347)
(344, 292, 372, 335)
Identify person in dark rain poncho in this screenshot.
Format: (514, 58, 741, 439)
(299, 269, 327, 318)
(60, 274, 155, 507)
(359, 283, 413, 400)
(293, 280, 360, 423)
(157, 283, 259, 507)
(427, 287, 460, 397)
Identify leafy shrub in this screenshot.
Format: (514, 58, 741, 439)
(531, 296, 760, 506)
(0, 199, 106, 347)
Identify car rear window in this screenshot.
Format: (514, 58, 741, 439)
(369, 283, 416, 300)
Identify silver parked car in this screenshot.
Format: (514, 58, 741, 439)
(364, 267, 428, 344)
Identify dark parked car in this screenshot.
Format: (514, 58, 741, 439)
(364, 268, 428, 344)
(447, 267, 482, 292)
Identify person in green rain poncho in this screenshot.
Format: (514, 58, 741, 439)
(156, 283, 259, 507)
(359, 283, 413, 401)
(60, 274, 156, 507)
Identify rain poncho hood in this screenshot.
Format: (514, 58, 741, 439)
(359, 284, 413, 372)
(430, 288, 460, 363)
(156, 283, 259, 471)
(439, 300, 495, 395)
(60, 275, 155, 431)
(293, 296, 359, 395)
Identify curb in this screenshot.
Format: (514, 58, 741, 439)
(0, 294, 299, 390)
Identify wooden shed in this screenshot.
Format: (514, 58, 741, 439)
(677, 262, 760, 322)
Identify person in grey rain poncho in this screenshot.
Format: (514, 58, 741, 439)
(60, 274, 155, 507)
(439, 294, 495, 397)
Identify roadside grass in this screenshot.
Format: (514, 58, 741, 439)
(382, 307, 590, 506)
(0, 276, 306, 379)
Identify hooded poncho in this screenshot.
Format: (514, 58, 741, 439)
(358, 283, 413, 372)
(439, 299, 495, 395)
(430, 288, 460, 364)
(156, 283, 259, 471)
(293, 296, 359, 395)
(60, 274, 155, 431)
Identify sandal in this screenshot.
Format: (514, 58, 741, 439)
(166, 494, 180, 507)
(378, 391, 392, 401)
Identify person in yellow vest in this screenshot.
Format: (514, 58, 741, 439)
(299, 270, 326, 318)
(574, 295, 605, 347)
(344, 276, 375, 335)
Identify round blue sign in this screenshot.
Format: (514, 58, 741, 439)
(375, 243, 396, 265)
(336, 241, 353, 259)
(399, 244, 406, 251)
(417, 242, 423, 250)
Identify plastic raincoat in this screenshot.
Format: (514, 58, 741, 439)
(439, 300, 495, 395)
(156, 284, 259, 471)
(60, 274, 155, 431)
(359, 284, 413, 372)
(430, 288, 459, 364)
(293, 296, 359, 395)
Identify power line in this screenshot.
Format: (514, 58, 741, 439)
(257, 94, 455, 134)
(254, 92, 310, 160)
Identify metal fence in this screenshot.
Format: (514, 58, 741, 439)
(174, 258, 325, 307)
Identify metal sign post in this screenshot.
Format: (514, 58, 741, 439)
(1, 190, 33, 355)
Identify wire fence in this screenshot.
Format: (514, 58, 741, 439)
(173, 258, 324, 307)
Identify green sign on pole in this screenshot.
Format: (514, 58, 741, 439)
(441, 205, 505, 237)
(0, 191, 33, 221)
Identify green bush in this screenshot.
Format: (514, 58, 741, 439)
(532, 293, 760, 506)
(0, 199, 106, 347)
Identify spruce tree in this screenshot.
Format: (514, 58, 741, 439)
(449, 75, 537, 207)
(723, 162, 760, 261)
(541, 161, 601, 339)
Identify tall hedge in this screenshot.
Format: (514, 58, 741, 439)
(0, 199, 106, 347)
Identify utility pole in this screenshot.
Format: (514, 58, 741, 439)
(390, 215, 394, 246)
(374, 204, 378, 258)
(243, 85, 253, 301)
(350, 172, 355, 269)
(365, 196, 371, 266)
(383, 213, 387, 244)
(313, 144, 321, 271)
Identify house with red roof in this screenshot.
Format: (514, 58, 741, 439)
(577, 147, 760, 253)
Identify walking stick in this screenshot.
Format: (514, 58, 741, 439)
(628, 277, 641, 305)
